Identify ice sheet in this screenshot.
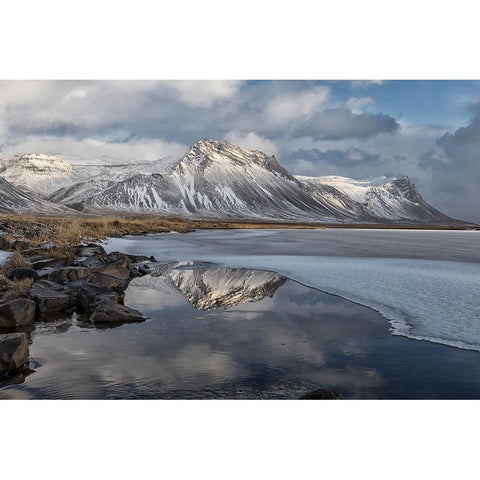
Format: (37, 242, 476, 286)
(105, 230, 480, 351)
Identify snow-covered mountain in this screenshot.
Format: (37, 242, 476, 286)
(0, 176, 74, 215)
(59, 140, 347, 221)
(0, 154, 82, 196)
(0, 153, 179, 197)
(0, 140, 464, 223)
(298, 174, 455, 223)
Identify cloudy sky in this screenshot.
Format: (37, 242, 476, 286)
(0, 80, 479, 222)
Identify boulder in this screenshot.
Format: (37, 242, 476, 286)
(93, 265, 130, 281)
(7, 267, 39, 282)
(128, 265, 143, 278)
(137, 265, 151, 276)
(76, 283, 121, 314)
(86, 272, 129, 291)
(32, 257, 70, 270)
(105, 252, 131, 267)
(83, 256, 106, 268)
(128, 254, 157, 263)
(77, 244, 106, 257)
(89, 300, 146, 325)
(0, 298, 36, 328)
(300, 388, 342, 400)
(36, 268, 56, 279)
(48, 267, 89, 284)
(0, 333, 29, 375)
(30, 280, 74, 313)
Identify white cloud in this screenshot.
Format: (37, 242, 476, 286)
(261, 85, 330, 130)
(164, 80, 243, 108)
(0, 135, 187, 161)
(350, 80, 385, 88)
(345, 96, 375, 113)
(224, 131, 278, 156)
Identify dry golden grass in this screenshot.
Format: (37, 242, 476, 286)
(0, 278, 34, 301)
(0, 252, 34, 301)
(2, 251, 31, 270)
(0, 215, 199, 248)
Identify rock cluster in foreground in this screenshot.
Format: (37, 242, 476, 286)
(0, 240, 157, 377)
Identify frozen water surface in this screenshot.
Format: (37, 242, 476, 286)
(105, 229, 480, 351)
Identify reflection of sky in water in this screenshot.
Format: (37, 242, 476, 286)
(2, 262, 480, 399)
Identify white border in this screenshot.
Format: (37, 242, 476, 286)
(1, 1, 479, 478)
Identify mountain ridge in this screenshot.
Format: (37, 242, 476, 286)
(0, 139, 467, 224)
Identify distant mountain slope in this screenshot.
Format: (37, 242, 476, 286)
(1, 140, 464, 224)
(0, 176, 74, 215)
(297, 175, 456, 223)
(0, 153, 179, 197)
(0, 154, 82, 196)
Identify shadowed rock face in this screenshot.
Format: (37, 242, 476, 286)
(0, 333, 29, 375)
(134, 263, 287, 310)
(0, 299, 36, 328)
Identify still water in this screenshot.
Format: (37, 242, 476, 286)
(2, 258, 480, 399)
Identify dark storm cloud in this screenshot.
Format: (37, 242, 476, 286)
(436, 101, 480, 147)
(418, 111, 480, 223)
(292, 107, 400, 140)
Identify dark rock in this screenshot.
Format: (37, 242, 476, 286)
(106, 252, 131, 267)
(77, 244, 106, 257)
(30, 280, 74, 313)
(48, 267, 89, 284)
(55, 322, 72, 334)
(0, 235, 6, 249)
(32, 257, 70, 270)
(83, 256, 106, 268)
(76, 283, 122, 314)
(7, 267, 39, 282)
(86, 272, 129, 291)
(0, 299, 36, 328)
(128, 265, 142, 278)
(93, 265, 130, 281)
(300, 388, 342, 400)
(36, 268, 56, 279)
(137, 266, 151, 275)
(89, 300, 146, 325)
(128, 254, 157, 263)
(0, 333, 29, 375)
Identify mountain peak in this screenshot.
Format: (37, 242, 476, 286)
(14, 153, 73, 172)
(181, 139, 297, 182)
(391, 176, 423, 203)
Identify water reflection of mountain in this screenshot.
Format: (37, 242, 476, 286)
(147, 263, 287, 310)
